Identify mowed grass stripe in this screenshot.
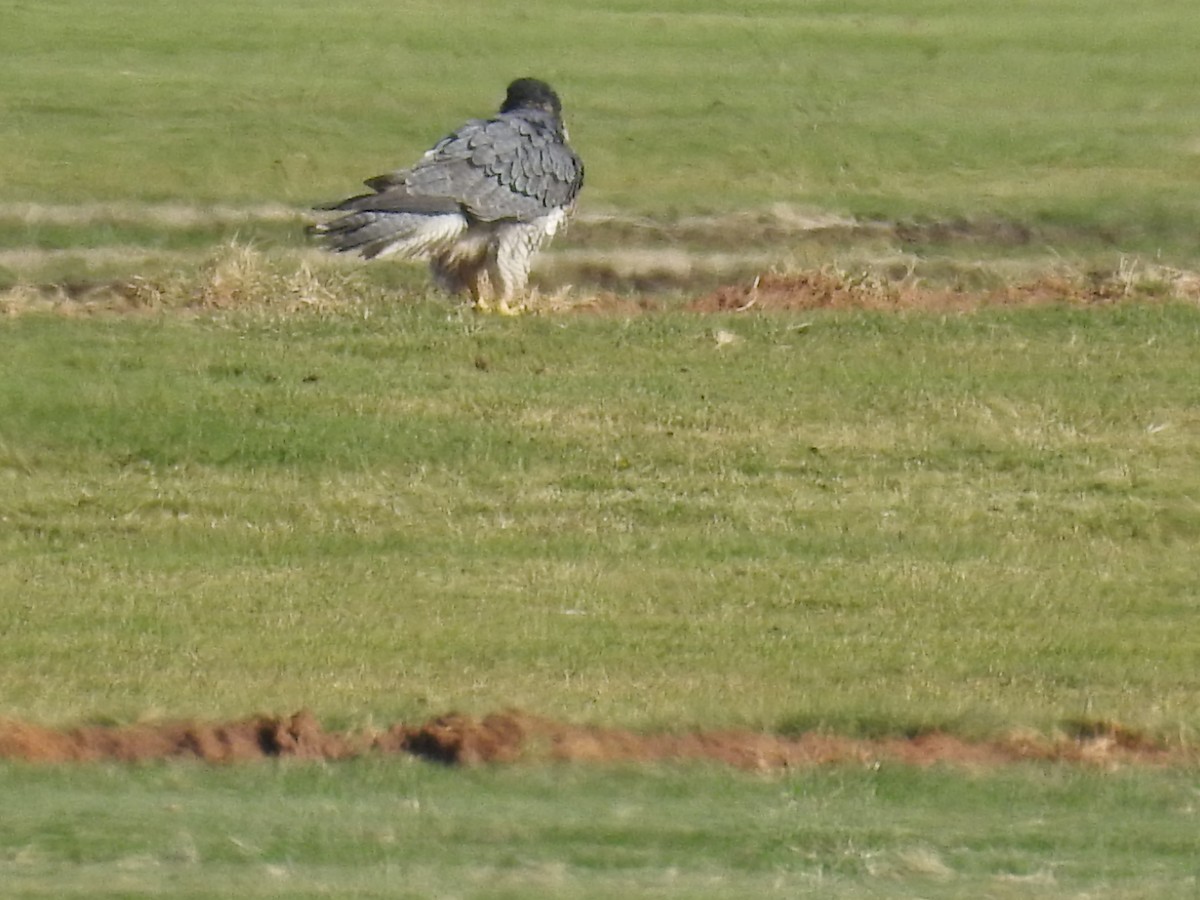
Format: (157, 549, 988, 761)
(1, 301, 1198, 737)
(2, 1, 1200, 261)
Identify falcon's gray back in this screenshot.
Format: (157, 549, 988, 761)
(358, 107, 582, 224)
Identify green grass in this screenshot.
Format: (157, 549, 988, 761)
(1, 760, 1197, 898)
(2, 297, 1198, 736)
(2, 0, 1200, 267)
(3, 3, 1200, 895)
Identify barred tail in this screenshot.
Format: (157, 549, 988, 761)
(308, 211, 469, 261)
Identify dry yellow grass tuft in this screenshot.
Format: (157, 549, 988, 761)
(189, 242, 345, 312)
(0, 242, 368, 316)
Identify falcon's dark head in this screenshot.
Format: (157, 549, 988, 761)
(500, 77, 563, 119)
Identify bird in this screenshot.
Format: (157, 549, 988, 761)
(309, 77, 584, 314)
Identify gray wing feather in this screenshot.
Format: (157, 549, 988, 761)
(316, 189, 459, 216)
(343, 110, 583, 224)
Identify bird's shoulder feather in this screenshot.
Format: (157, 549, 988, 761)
(403, 110, 583, 221)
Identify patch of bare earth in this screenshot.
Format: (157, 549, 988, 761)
(686, 268, 1200, 313)
(10, 265, 1197, 319)
(0, 711, 1192, 770)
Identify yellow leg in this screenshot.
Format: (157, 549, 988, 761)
(468, 269, 494, 313)
(494, 296, 526, 316)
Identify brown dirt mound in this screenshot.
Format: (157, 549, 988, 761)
(0, 710, 1192, 770)
(685, 269, 1195, 313)
(0, 710, 363, 764)
(8, 265, 1198, 318)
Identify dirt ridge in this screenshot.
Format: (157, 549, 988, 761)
(683, 269, 1200, 313)
(0, 710, 1192, 770)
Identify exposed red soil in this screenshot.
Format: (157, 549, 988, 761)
(684, 270, 1159, 313)
(539, 265, 1200, 315)
(11, 264, 1200, 319)
(0, 710, 1192, 770)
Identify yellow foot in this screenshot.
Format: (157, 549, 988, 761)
(473, 298, 527, 316)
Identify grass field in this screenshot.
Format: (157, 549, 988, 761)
(3, 1, 1200, 897)
(3, 0, 1200, 284)
(2, 760, 1197, 898)
(3, 290, 1199, 896)
(3, 297, 1200, 736)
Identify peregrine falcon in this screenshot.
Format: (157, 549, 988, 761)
(310, 77, 584, 314)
